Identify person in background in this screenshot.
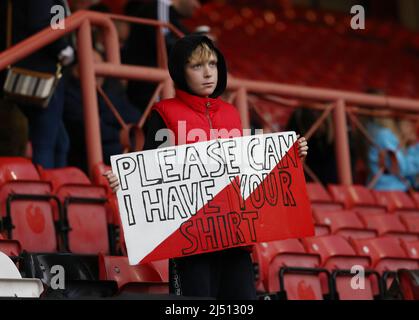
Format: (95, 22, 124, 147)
(286, 107, 338, 185)
(0, 0, 74, 168)
(64, 51, 140, 173)
(367, 117, 419, 191)
(123, 0, 201, 113)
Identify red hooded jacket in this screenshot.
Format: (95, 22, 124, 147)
(153, 89, 243, 146)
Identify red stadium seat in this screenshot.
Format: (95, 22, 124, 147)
(302, 235, 379, 299)
(98, 255, 168, 294)
(302, 235, 370, 269)
(314, 224, 331, 236)
(149, 259, 169, 282)
(0, 158, 61, 252)
(350, 237, 419, 273)
(373, 191, 419, 214)
(40, 167, 112, 255)
(306, 183, 343, 211)
(0, 180, 59, 253)
(306, 184, 332, 203)
(0, 239, 21, 257)
(38, 167, 91, 192)
(354, 207, 392, 217)
(91, 163, 125, 254)
(399, 214, 419, 233)
(254, 240, 329, 300)
(400, 240, 419, 259)
(194, 2, 419, 102)
(327, 185, 386, 212)
(410, 192, 419, 208)
(313, 210, 377, 239)
(0, 157, 40, 183)
(358, 214, 419, 241)
(350, 237, 419, 292)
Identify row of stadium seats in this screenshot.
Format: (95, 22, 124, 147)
(1, 158, 418, 299)
(313, 209, 419, 239)
(252, 235, 419, 300)
(188, 2, 419, 97)
(0, 249, 169, 298)
(307, 182, 419, 213)
(186, 3, 419, 130)
(0, 158, 115, 255)
(4, 158, 417, 254)
(0, 157, 170, 298)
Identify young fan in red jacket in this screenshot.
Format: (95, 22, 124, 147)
(104, 34, 308, 299)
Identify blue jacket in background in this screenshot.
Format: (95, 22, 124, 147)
(368, 123, 419, 191)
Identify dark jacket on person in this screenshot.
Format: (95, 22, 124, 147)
(64, 75, 141, 172)
(0, 0, 71, 81)
(122, 0, 189, 112)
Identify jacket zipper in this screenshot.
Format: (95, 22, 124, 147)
(205, 101, 213, 131)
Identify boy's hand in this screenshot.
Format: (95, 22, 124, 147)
(103, 170, 120, 193)
(297, 134, 308, 159)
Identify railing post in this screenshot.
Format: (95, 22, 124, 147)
(161, 78, 175, 99)
(236, 87, 250, 133)
(334, 99, 353, 185)
(78, 20, 103, 177)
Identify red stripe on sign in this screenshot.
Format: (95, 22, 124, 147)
(140, 144, 314, 264)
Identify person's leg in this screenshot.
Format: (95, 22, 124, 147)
(26, 108, 56, 168)
(169, 252, 220, 298)
(217, 248, 257, 300)
(27, 80, 65, 168)
(54, 121, 70, 168)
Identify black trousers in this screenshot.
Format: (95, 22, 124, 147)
(169, 248, 257, 300)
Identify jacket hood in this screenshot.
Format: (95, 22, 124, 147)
(168, 34, 227, 98)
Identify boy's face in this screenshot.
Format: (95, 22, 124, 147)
(184, 52, 218, 98)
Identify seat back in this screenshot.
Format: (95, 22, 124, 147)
(400, 240, 419, 259)
(313, 210, 377, 239)
(39, 167, 91, 192)
(359, 213, 418, 241)
(0, 158, 40, 184)
(307, 183, 343, 212)
(350, 237, 419, 272)
(373, 191, 418, 213)
(0, 239, 21, 257)
(149, 259, 169, 282)
(99, 255, 164, 285)
(41, 168, 111, 255)
(58, 185, 110, 254)
(283, 274, 325, 300)
(399, 214, 419, 233)
(334, 274, 376, 300)
(256, 240, 325, 298)
(302, 235, 370, 269)
(314, 224, 331, 236)
(303, 235, 379, 299)
(306, 183, 333, 202)
(328, 184, 380, 209)
(99, 255, 168, 294)
(0, 181, 58, 252)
